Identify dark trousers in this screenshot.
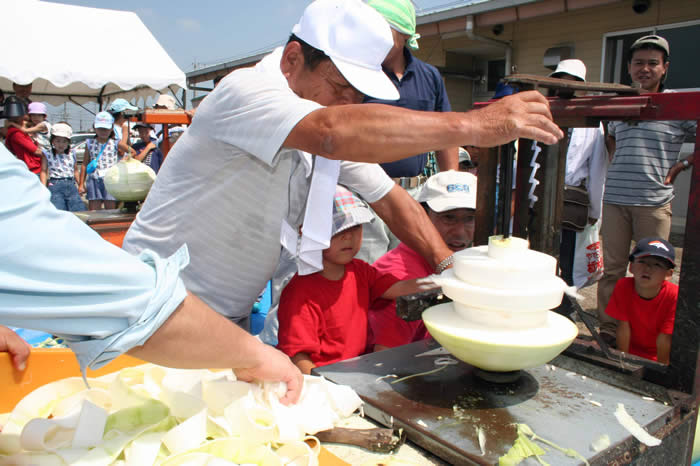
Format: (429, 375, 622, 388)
(559, 228, 576, 287)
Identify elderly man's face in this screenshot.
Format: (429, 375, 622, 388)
(297, 60, 364, 106)
(427, 208, 475, 252)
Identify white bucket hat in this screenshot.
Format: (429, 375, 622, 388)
(155, 94, 178, 110)
(548, 59, 587, 82)
(292, 0, 399, 101)
(417, 170, 477, 212)
(51, 123, 73, 139)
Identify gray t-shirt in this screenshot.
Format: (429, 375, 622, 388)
(605, 91, 696, 207)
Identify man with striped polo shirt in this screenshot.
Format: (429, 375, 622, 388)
(597, 35, 696, 344)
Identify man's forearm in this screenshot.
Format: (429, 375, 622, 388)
(370, 185, 451, 269)
(128, 292, 266, 370)
(285, 91, 562, 163)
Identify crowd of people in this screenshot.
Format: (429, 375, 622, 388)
(0, 0, 696, 404)
(1, 86, 171, 212)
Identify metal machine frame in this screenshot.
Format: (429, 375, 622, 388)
(473, 83, 700, 461)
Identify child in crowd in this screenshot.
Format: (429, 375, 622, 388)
(277, 185, 436, 374)
(3, 96, 42, 174)
(132, 122, 163, 173)
(108, 98, 138, 158)
(605, 237, 678, 364)
(25, 102, 52, 154)
(40, 122, 85, 212)
(79, 112, 121, 210)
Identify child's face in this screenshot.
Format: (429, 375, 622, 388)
(629, 256, 672, 291)
(95, 127, 111, 140)
(52, 136, 69, 153)
(322, 225, 363, 266)
(29, 113, 46, 124)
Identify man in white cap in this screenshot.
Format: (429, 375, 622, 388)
(124, 0, 562, 335)
(598, 35, 696, 344)
(370, 170, 477, 350)
(546, 60, 607, 293)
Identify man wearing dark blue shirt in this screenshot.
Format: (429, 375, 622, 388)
(359, 0, 458, 262)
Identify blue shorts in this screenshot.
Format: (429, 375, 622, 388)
(48, 178, 86, 212)
(86, 176, 116, 201)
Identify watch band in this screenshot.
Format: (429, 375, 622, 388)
(682, 159, 690, 169)
(435, 254, 455, 274)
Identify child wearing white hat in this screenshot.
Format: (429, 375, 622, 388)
(40, 122, 85, 212)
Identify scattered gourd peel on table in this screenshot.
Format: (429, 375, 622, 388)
(0, 364, 363, 465)
(499, 423, 589, 466)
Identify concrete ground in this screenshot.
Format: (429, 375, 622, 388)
(572, 231, 685, 336)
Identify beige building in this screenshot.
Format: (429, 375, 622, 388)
(411, 0, 700, 110)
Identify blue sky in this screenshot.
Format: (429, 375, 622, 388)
(45, 1, 461, 72)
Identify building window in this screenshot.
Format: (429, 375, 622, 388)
(602, 20, 700, 91)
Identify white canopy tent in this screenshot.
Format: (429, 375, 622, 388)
(1, 0, 186, 107)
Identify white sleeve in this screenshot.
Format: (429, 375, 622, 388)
(587, 124, 608, 220)
(338, 161, 394, 203)
(204, 66, 322, 167)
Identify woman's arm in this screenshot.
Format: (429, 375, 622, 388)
(39, 154, 48, 186)
(117, 122, 135, 157)
(134, 142, 157, 162)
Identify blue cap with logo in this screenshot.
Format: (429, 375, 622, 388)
(94, 111, 114, 129)
(629, 237, 675, 268)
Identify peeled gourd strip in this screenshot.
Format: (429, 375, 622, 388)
(1, 364, 364, 465)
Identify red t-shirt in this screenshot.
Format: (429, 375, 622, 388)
(277, 259, 399, 367)
(369, 243, 432, 348)
(605, 277, 678, 361)
(5, 127, 41, 174)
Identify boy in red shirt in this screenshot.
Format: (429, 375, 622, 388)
(3, 96, 42, 174)
(605, 237, 677, 363)
(277, 185, 435, 374)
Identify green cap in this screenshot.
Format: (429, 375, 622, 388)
(367, 0, 421, 49)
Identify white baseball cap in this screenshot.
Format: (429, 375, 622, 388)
(417, 170, 477, 212)
(292, 0, 399, 101)
(548, 59, 587, 82)
(51, 123, 73, 139)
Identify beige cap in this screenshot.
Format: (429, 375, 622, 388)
(155, 94, 178, 110)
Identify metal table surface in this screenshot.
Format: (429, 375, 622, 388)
(313, 339, 673, 465)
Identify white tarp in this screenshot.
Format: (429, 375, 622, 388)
(1, 0, 186, 106)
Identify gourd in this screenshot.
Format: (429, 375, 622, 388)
(104, 157, 156, 202)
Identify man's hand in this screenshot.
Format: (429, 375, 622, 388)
(469, 91, 564, 147)
(234, 344, 304, 405)
(0, 325, 31, 371)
